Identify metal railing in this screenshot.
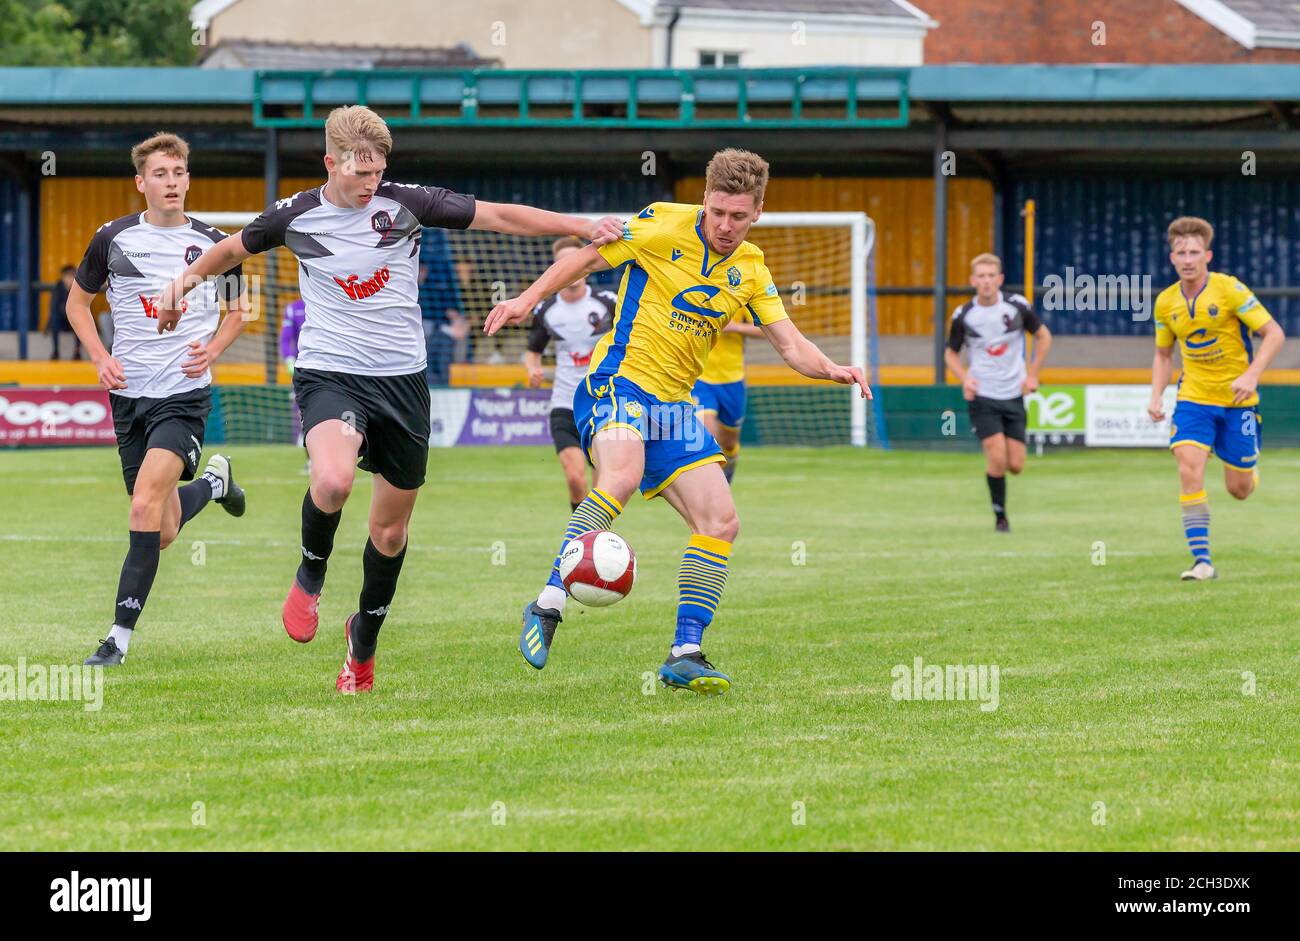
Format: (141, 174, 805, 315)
(252, 67, 911, 129)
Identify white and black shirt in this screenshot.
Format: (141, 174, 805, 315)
(75, 213, 243, 399)
(241, 181, 476, 376)
(947, 292, 1044, 401)
(526, 284, 616, 411)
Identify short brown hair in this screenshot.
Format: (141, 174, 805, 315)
(131, 132, 189, 175)
(325, 105, 393, 161)
(970, 252, 1002, 273)
(552, 235, 585, 256)
(704, 148, 769, 205)
(1167, 216, 1214, 249)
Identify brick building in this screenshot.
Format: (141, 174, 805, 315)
(923, 0, 1300, 63)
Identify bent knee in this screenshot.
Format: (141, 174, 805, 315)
(1007, 460, 1025, 475)
(368, 522, 408, 556)
(1227, 481, 1254, 500)
(699, 511, 740, 544)
(312, 471, 354, 508)
(128, 493, 165, 526)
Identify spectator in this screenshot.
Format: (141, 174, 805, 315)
(418, 228, 468, 386)
(46, 265, 81, 360)
(280, 297, 307, 448)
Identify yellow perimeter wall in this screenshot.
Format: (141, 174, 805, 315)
(39, 174, 993, 336)
(38, 176, 322, 328)
(674, 176, 995, 335)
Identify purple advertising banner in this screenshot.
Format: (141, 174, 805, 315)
(451, 388, 554, 446)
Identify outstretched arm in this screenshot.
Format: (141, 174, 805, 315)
(157, 233, 252, 333)
(484, 245, 612, 335)
(760, 318, 871, 398)
(471, 202, 622, 246)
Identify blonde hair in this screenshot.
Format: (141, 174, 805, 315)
(704, 148, 769, 204)
(970, 252, 1002, 273)
(1167, 216, 1214, 249)
(324, 105, 393, 161)
(552, 235, 585, 256)
(131, 132, 189, 175)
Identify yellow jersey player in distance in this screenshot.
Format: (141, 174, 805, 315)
(485, 149, 869, 694)
(693, 306, 762, 484)
(1147, 216, 1285, 581)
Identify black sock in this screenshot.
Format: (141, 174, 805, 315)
(113, 530, 161, 630)
(176, 478, 214, 531)
(297, 490, 341, 594)
(354, 538, 407, 660)
(987, 473, 1007, 519)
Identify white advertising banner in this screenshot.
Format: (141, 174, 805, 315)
(1084, 385, 1178, 448)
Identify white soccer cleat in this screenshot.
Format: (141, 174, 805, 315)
(203, 453, 231, 491)
(201, 453, 246, 517)
(1180, 561, 1218, 581)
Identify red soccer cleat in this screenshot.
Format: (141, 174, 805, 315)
(282, 580, 321, 643)
(336, 614, 374, 694)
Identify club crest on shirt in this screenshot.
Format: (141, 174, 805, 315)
(727, 265, 742, 289)
(370, 210, 393, 234)
(184, 245, 203, 266)
(1208, 304, 1219, 318)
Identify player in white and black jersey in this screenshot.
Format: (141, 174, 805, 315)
(158, 106, 621, 693)
(944, 252, 1053, 532)
(524, 236, 616, 510)
(63, 133, 249, 667)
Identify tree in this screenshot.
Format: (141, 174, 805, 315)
(0, 0, 200, 67)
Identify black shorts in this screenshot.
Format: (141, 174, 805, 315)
(969, 395, 1027, 443)
(294, 367, 430, 490)
(110, 387, 211, 495)
(549, 407, 582, 453)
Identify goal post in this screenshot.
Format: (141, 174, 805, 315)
(193, 208, 880, 447)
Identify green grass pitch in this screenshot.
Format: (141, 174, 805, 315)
(1, 443, 1297, 851)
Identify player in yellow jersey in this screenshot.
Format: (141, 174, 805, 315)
(485, 149, 869, 694)
(1147, 216, 1285, 581)
(692, 307, 762, 483)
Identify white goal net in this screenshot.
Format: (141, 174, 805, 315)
(194, 208, 879, 447)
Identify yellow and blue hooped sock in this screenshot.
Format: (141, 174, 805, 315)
(543, 488, 624, 597)
(1180, 490, 1211, 565)
(674, 534, 732, 652)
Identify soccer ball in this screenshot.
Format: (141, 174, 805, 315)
(559, 530, 637, 606)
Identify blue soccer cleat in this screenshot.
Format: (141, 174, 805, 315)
(658, 650, 731, 695)
(519, 601, 562, 670)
